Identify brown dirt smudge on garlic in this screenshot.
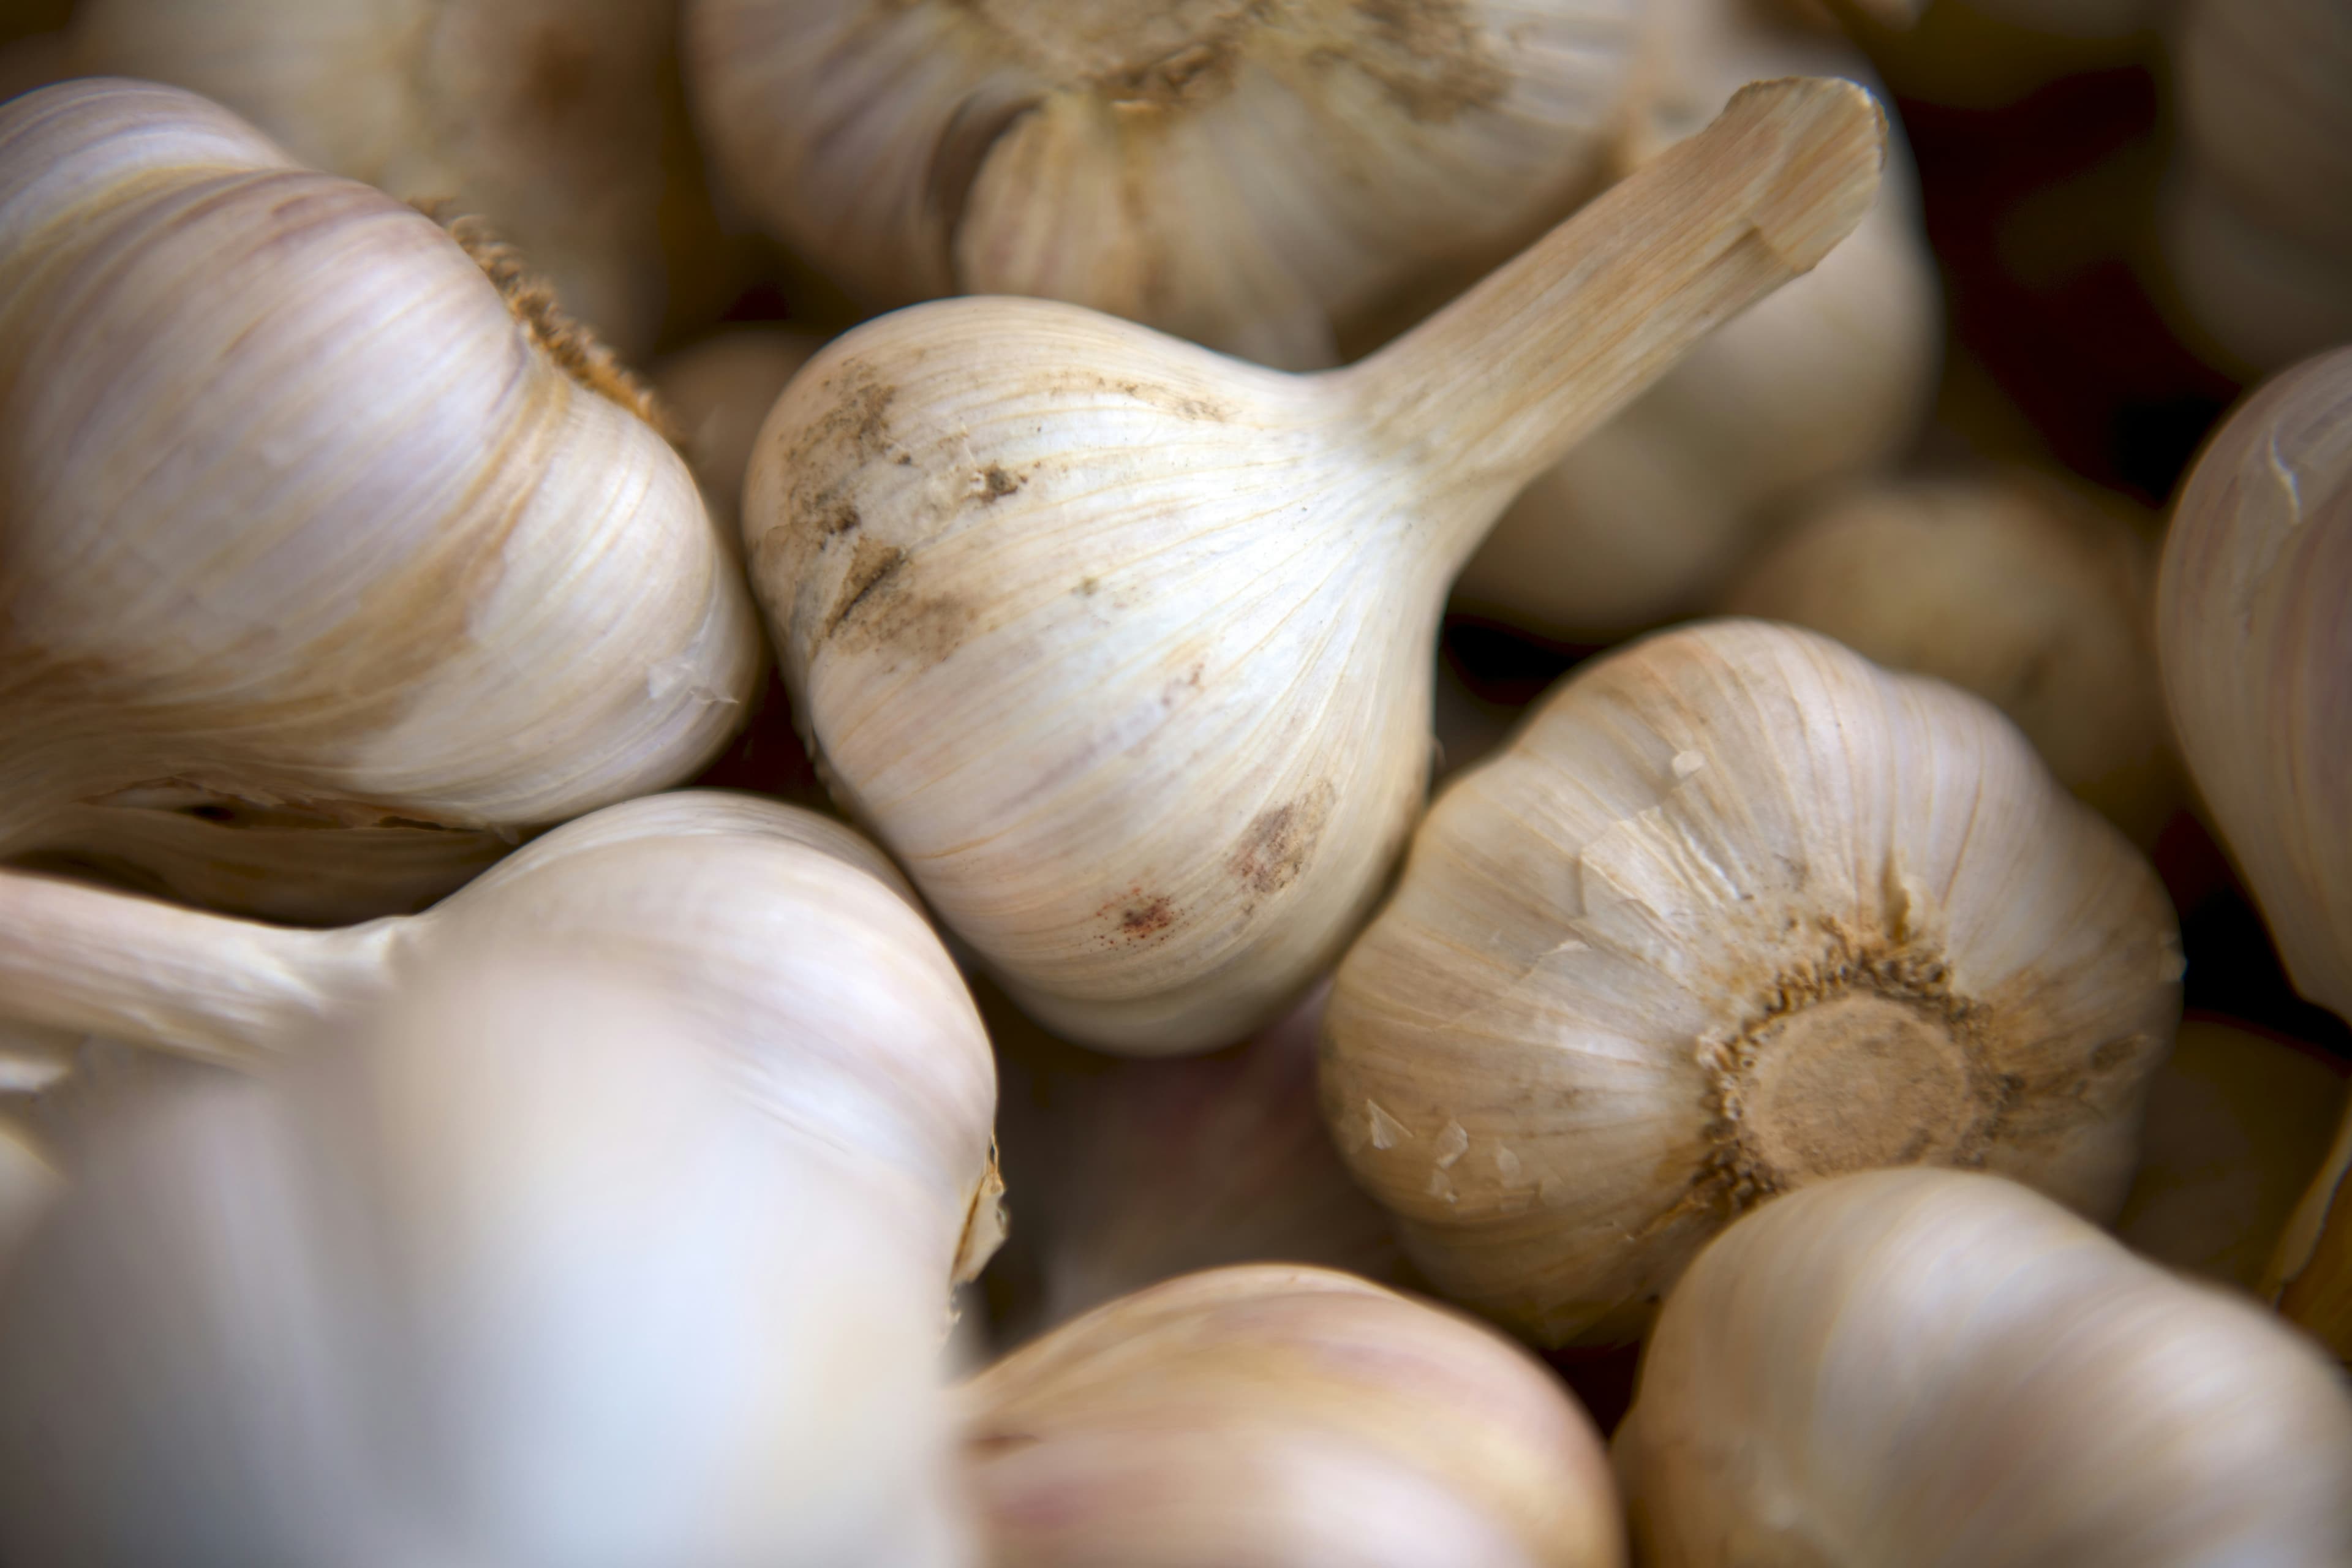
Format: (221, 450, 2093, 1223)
(1229, 780, 1338, 899)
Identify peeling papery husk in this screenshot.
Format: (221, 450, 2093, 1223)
(1322, 619, 2182, 1346)
(960, 1264, 1625, 1567)
(1615, 1168, 2352, 1566)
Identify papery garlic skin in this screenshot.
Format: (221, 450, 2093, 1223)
(687, 0, 1639, 371)
(653, 327, 825, 551)
(0, 954, 972, 1568)
(744, 78, 1889, 1054)
(74, 0, 715, 357)
(961, 1264, 1624, 1567)
(1454, 0, 1940, 641)
(1322, 620, 2182, 1346)
(0, 80, 761, 920)
(1616, 1167, 2352, 1567)
(0, 791, 1005, 1292)
(1725, 470, 2175, 843)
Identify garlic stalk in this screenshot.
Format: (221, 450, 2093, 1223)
(0, 80, 762, 922)
(1322, 619, 2182, 1346)
(987, 981, 1400, 1343)
(960, 1264, 1624, 1567)
(2158, 345, 2352, 1353)
(1453, 0, 1940, 641)
(1615, 1167, 2352, 1566)
(1724, 469, 2176, 843)
(72, 0, 729, 358)
(687, 0, 1642, 372)
(0, 790, 1005, 1291)
(0, 951, 974, 1568)
(2116, 1019, 2348, 1293)
(653, 327, 824, 552)
(747, 77, 1889, 1055)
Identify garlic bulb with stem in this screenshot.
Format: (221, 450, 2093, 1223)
(0, 790, 1005, 1292)
(1452, 0, 1940, 642)
(1724, 468, 2176, 843)
(747, 77, 1890, 1055)
(0, 949, 974, 1568)
(1322, 618, 2182, 1346)
(2158, 345, 2352, 1352)
(960, 1263, 1624, 1567)
(652, 326, 825, 552)
(72, 0, 733, 358)
(2116, 1017, 2348, 1292)
(1615, 1166, 2352, 1566)
(0, 80, 762, 922)
(687, 0, 1642, 372)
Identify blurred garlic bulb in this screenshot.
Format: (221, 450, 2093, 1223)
(0, 790, 1005, 1291)
(0, 951, 972, 1568)
(1724, 469, 2176, 843)
(1615, 1167, 2352, 1566)
(1322, 619, 2182, 1346)
(2158, 347, 2352, 1351)
(987, 981, 1400, 1343)
(747, 78, 1889, 1054)
(0, 80, 761, 922)
(687, 0, 1640, 372)
(2116, 1019, 2348, 1292)
(653, 326, 824, 548)
(962, 1264, 1624, 1567)
(1452, 0, 1940, 642)
(73, 0, 717, 357)
(2162, 0, 2352, 371)
(0, 1120, 57, 1276)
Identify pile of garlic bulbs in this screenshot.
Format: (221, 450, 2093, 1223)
(4, 6, 2351, 1562)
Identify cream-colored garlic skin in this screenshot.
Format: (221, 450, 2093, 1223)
(1322, 619, 2182, 1346)
(0, 954, 972, 1568)
(74, 0, 706, 357)
(1616, 1167, 2352, 1566)
(0, 791, 1005, 1291)
(2162, 0, 2352, 372)
(2117, 1019, 2348, 1293)
(0, 80, 761, 921)
(745, 78, 1888, 1054)
(1725, 470, 2175, 843)
(687, 0, 1640, 372)
(653, 327, 825, 550)
(961, 1264, 1624, 1567)
(1455, 0, 1940, 641)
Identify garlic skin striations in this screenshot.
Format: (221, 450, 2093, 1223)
(746, 78, 1889, 1054)
(687, 0, 1640, 372)
(960, 1264, 1624, 1567)
(0, 953, 973, 1568)
(1322, 619, 2182, 1346)
(1454, 0, 1940, 641)
(0, 791, 1005, 1292)
(1615, 1167, 2352, 1566)
(2158, 347, 2352, 1352)
(72, 0, 723, 358)
(1725, 470, 2176, 843)
(0, 80, 761, 922)
(653, 326, 826, 551)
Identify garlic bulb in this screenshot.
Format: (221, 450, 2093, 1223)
(747, 78, 1890, 1054)
(2116, 1019, 2348, 1292)
(687, 0, 1641, 372)
(2158, 346, 2352, 1351)
(0, 951, 973, 1568)
(1724, 470, 2176, 843)
(1453, 0, 1940, 641)
(0, 790, 1005, 1291)
(987, 981, 1400, 1342)
(2162, 0, 2352, 371)
(1615, 1167, 2352, 1566)
(73, 0, 719, 358)
(961, 1264, 1624, 1567)
(1322, 619, 2182, 1346)
(0, 80, 761, 922)
(653, 327, 825, 550)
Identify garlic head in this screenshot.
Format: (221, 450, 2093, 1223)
(653, 326, 826, 551)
